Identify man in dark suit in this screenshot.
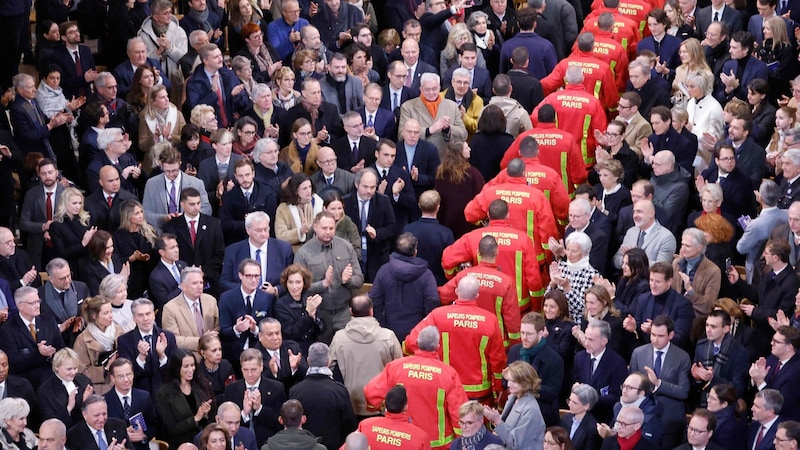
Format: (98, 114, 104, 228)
(85, 128, 141, 196)
(372, 139, 417, 231)
(748, 389, 784, 450)
(381, 61, 420, 119)
(394, 118, 440, 200)
(506, 47, 545, 114)
(255, 318, 307, 393)
(0, 227, 42, 291)
(552, 198, 609, 275)
(117, 299, 178, 396)
(777, 148, 800, 209)
(0, 350, 37, 415)
(403, 191, 454, 286)
(88, 73, 139, 147)
(637, 10, 682, 70)
(194, 402, 259, 450)
(111, 38, 172, 100)
(223, 348, 286, 445)
(39, 258, 88, 347)
(629, 316, 693, 449)
(197, 131, 244, 213)
(104, 359, 159, 450)
(148, 234, 186, 312)
(180, 0, 223, 49)
(280, 78, 345, 147)
(574, 185, 614, 242)
(220, 211, 293, 293)
(310, 146, 355, 195)
(9, 74, 68, 162)
(699, 144, 757, 218)
(185, 44, 249, 128)
(0, 286, 65, 387)
(66, 394, 133, 450)
(331, 112, 378, 173)
(572, 320, 628, 425)
(715, 31, 769, 103)
(344, 168, 397, 282)
(359, 84, 396, 141)
(400, 39, 437, 92)
(750, 327, 800, 421)
(695, 0, 743, 39)
(442, 43, 493, 100)
(19, 158, 64, 270)
(86, 166, 138, 232)
(692, 311, 750, 403)
(162, 187, 226, 297)
(219, 159, 278, 245)
(219, 260, 275, 373)
(51, 21, 97, 99)
(627, 61, 672, 121)
(675, 409, 725, 450)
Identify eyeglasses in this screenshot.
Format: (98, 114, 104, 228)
(296, 131, 314, 137)
(241, 130, 257, 135)
(772, 338, 789, 345)
(717, 156, 736, 162)
(458, 420, 479, 427)
(688, 426, 709, 434)
(621, 384, 642, 391)
(615, 420, 638, 428)
(317, 159, 337, 165)
(617, 103, 632, 109)
(775, 437, 794, 443)
(241, 273, 261, 279)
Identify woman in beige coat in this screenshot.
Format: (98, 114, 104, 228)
(72, 294, 125, 395)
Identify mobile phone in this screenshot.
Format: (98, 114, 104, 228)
(725, 257, 732, 273)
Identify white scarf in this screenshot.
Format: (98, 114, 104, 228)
(87, 323, 117, 351)
(565, 256, 591, 273)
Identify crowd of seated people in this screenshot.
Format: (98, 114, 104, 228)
(4, 0, 800, 448)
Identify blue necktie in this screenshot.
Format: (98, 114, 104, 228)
(255, 249, 263, 285)
(172, 264, 181, 284)
(360, 200, 368, 263)
(654, 350, 663, 378)
(96, 430, 108, 450)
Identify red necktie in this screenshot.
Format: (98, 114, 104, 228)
(189, 220, 197, 246)
(74, 51, 86, 97)
(46, 192, 53, 221)
(107, 195, 113, 208)
(212, 73, 229, 128)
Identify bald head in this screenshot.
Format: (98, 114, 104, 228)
(456, 276, 480, 300)
(652, 150, 675, 176)
(316, 146, 337, 175)
(38, 419, 67, 450)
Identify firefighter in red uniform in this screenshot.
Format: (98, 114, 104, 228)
(488, 137, 570, 227)
(465, 159, 559, 264)
(575, 13, 630, 92)
(358, 385, 432, 450)
(582, 0, 642, 60)
(589, 0, 652, 37)
(438, 235, 521, 348)
(364, 326, 468, 450)
(541, 33, 620, 112)
(533, 66, 608, 169)
(405, 276, 507, 404)
(502, 105, 587, 194)
(442, 199, 543, 312)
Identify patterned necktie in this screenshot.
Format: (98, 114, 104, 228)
(123, 396, 131, 420)
(192, 301, 204, 335)
(367, 114, 374, 128)
(713, 11, 719, 21)
(28, 323, 37, 342)
(46, 192, 53, 221)
(168, 180, 178, 214)
(106, 195, 113, 208)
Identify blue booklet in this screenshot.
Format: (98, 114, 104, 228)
(129, 412, 148, 431)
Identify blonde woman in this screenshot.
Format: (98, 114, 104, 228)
(280, 118, 320, 175)
(139, 84, 187, 174)
(482, 361, 546, 450)
(112, 199, 157, 298)
(73, 296, 125, 395)
(439, 23, 486, 75)
(49, 187, 97, 274)
(273, 67, 302, 111)
(659, 38, 713, 109)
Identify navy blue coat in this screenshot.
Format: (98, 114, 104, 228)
(51, 45, 96, 99)
(179, 10, 223, 48)
(633, 288, 695, 350)
(508, 341, 564, 426)
(220, 238, 294, 292)
(148, 260, 187, 310)
(573, 348, 628, 425)
(185, 65, 249, 128)
(219, 181, 278, 245)
(117, 325, 178, 396)
(358, 106, 396, 141)
(714, 56, 769, 103)
(104, 387, 159, 450)
(394, 139, 441, 199)
(112, 57, 172, 100)
(1, 312, 65, 386)
(636, 34, 681, 70)
(403, 218, 454, 286)
(219, 287, 275, 361)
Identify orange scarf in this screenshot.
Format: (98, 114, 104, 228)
(421, 94, 443, 119)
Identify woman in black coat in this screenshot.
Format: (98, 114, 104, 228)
(156, 349, 217, 450)
(197, 335, 235, 406)
(274, 264, 325, 356)
(542, 290, 577, 404)
(605, 248, 650, 317)
(80, 230, 128, 296)
(37, 348, 94, 429)
(48, 187, 96, 278)
(112, 200, 157, 298)
(467, 104, 515, 182)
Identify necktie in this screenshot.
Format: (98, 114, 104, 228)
(74, 51, 86, 97)
(59, 290, 66, 306)
(654, 350, 663, 378)
(775, 360, 783, 374)
(456, 99, 462, 107)
(381, 169, 388, 180)
(218, 163, 228, 182)
(756, 425, 765, 449)
(189, 220, 197, 246)
(0, 384, 4, 400)
(718, 176, 727, 186)
(326, 177, 333, 186)
(168, 180, 178, 214)
(106, 195, 113, 208)
(392, 92, 399, 110)
(255, 249, 263, 285)
(46, 192, 53, 221)
(28, 323, 37, 342)
(359, 200, 368, 263)
(637, 230, 646, 247)
(590, 357, 597, 375)
(245, 295, 252, 313)
(123, 395, 131, 420)
(192, 301, 204, 335)
(352, 141, 359, 159)
(367, 114, 374, 128)
(212, 73, 229, 127)
(247, 386, 257, 430)
(405, 68, 413, 87)
(360, 200, 367, 231)
(713, 11, 719, 21)
(172, 264, 181, 283)
(144, 334, 152, 354)
(97, 430, 108, 450)
(713, 344, 720, 355)
(244, 191, 251, 204)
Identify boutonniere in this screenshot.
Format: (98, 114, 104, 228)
(255, 311, 267, 318)
(202, 225, 207, 230)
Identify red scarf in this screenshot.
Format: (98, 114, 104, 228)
(617, 429, 642, 450)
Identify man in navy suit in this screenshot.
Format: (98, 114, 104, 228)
(104, 358, 159, 450)
(223, 348, 287, 445)
(148, 234, 186, 312)
(255, 318, 308, 393)
(219, 259, 275, 373)
(179, 0, 224, 49)
(695, 0, 743, 39)
(699, 144, 757, 218)
(219, 159, 278, 245)
(39, 258, 89, 347)
(117, 299, 178, 396)
(343, 168, 397, 282)
(403, 191, 454, 286)
(360, 83, 396, 140)
(220, 211, 293, 293)
(691, 311, 750, 403)
(395, 118, 441, 201)
(442, 43, 493, 100)
(748, 389, 784, 450)
(185, 44, 249, 128)
(372, 139, 417, 237)
(638, 10, 682, 70)
(66, 394, 133, 450)
(381, 61, 420, 120)
(748, 0, 795, 45)
(400, 39, 437, 92)
(111, 37, 171, 100)
(163, 187, 226, 297)
(331, 112, 378, 173)
(0, 286, 65, 387)
(751, 327, 800, 421)
(86, 166, 139, 232)
(10, 73, 68, 161)
(715, 31, 769, 103)
(194, 402, 259, 450)
(52, 21, 97, 99)
(572, 319, 628, 425)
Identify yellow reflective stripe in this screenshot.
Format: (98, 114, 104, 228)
(560, 152, 569, 190)
(531, 287, 546, 296)
(442, 332, 451, 365)
(610, 59, 617, 72)
(463, 336, 490, 392)
(622, 37, 629, 49)
(527, 210, 535, 244)
(544, 189, 551, 200)
(430, 388, 455, 447)
(582, 115, 592, 165)
(515, 251, 526, 306)
(593, 80, 602, 99)
(495, 295, 509, 347)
